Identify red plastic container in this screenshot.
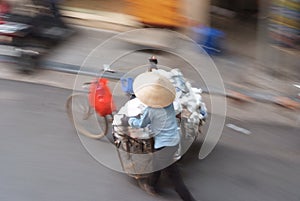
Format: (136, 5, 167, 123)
(88, 78, 116, 116)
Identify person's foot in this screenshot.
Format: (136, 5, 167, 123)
(137, 179, 158, 196)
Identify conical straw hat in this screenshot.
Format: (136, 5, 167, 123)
(133, 72, 176, 108)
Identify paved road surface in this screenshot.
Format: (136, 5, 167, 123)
(0, 79, 299, 201)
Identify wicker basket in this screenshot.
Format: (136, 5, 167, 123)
(112, 125, 154, 179)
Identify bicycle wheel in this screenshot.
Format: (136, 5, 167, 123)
(66, 93, 108, 139)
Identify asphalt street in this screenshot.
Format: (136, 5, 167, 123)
(1, 25, 299, 103)
(0, 79, 299, 201)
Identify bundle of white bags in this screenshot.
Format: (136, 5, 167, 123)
(153, 68, 207, 125)
(113, 68, 207, 127)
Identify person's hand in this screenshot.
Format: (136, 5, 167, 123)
(121, 115, 130, 126)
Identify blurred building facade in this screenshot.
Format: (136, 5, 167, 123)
(60, 0, 299, 77)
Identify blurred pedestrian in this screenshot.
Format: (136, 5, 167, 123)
(122, 72, 197, 201)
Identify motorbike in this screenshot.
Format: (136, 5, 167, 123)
(0, 0, 74, 73)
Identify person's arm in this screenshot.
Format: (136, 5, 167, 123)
(128, 108, 151, 128)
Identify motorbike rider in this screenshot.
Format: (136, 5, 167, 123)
(121, 72, 197, 201)
(48, 0, 60, 18)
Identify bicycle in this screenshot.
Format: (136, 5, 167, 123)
(65, 57, 155, 140)
(66, 58, 206, 143)
(66, 68, 134, 139)
(65, 83, 109, 139)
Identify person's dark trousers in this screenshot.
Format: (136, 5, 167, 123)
(149, 145, 196, 201)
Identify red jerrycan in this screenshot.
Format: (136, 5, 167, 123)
(88, 78, 116, 116)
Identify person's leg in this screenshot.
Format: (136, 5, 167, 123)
(139, 160, 161, 195)
(148, 170, 161, 187)
(142, 146, 176, 194)
(166, 163, 196, 201)
(137, 176, 158, 196)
